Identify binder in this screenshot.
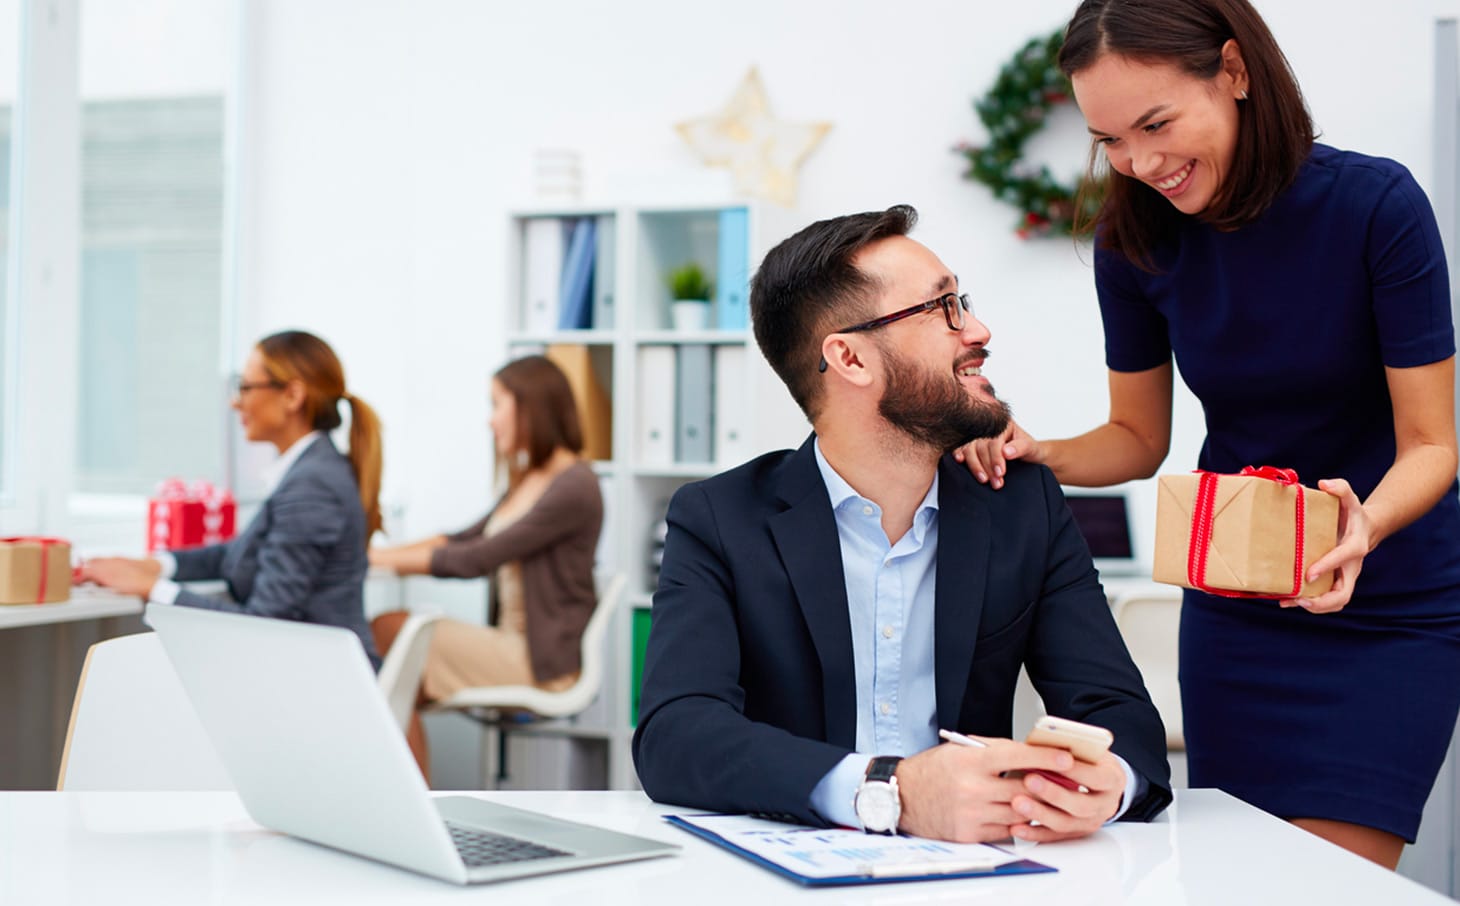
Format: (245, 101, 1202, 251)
(664, 814, 1054, 887)
(636, 346, 676, 467)
(592, 216, 616, 330)
(716, 207, 750, 330)
(557, 218, 597, 331)
(522, 217, 565, 332)
(713, 345, 751, 465)
(674, 344, 713, 463)
(545, 343, 612, 461)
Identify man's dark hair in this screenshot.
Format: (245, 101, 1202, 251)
(750, 205, 917, 420)
(1059, 0, 1314, 270)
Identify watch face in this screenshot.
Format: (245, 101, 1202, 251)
(855, 781, 899, 832)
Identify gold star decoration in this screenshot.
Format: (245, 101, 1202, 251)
(675, 67, 831, 207)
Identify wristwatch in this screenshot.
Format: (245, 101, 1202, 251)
(854, 756, 903, 834)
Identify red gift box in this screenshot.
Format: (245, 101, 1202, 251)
(147, 479, 237, 553)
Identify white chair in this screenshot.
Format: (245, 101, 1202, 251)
(1110, 591, 1187, 786)
(375, 612, 443, 731)
(431, 574, 627, 787)
(57, 631, 233, 791)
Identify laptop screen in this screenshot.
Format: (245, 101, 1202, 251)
(1063, 492, 1140, 575)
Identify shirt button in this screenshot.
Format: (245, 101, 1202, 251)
(862, 505, 874, 516)
(882, 625, 894, 639)
(879, 702, 891, 716)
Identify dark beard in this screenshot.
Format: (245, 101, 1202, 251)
(877, 344, 1011, 452)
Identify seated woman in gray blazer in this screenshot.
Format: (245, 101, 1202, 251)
(370, 355, 603, 782)
(81, 330, 385, 668)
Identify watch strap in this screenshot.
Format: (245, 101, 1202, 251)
(865, 755, 901, 783)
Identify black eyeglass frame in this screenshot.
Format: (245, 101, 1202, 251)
(817, 292, 972, 373)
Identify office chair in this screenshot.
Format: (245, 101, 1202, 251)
(57, 630, 233, 791)
(431, 574, 627, 788)
(1110, 590, 1187, 786)
(375, 611, 443, 731)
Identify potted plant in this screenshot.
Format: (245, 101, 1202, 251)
(667, 262, 713, 331)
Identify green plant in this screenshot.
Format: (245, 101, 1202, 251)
(667, 262, 713, 301)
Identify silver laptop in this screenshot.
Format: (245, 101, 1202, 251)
(145, 602, 678, 885)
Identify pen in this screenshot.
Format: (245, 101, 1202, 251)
(859, 857, 997, 878)
(938, 728, 1087, 793)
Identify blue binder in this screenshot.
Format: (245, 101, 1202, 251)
(716, 207, 750, 330)
(557, 217, 597, 330)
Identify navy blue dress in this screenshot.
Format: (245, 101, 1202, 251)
(1097, 144, 1460, 841)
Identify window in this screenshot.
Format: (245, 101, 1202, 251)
(75, 0, 229, 499)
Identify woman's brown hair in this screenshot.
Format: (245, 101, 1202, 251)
(492, 355, 584, 487)
(256, 330, 384, 540)
(1059, 0, 1315, 269)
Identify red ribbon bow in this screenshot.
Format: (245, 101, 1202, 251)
(1, 536, 67, 604)
(1186, 466, 1306, 599)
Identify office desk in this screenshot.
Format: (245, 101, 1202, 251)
(0, 789, 1449, 905)
(0, 589, 147, 790)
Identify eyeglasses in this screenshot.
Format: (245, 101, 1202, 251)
(235, 379, 285, 397)
(818, 292, 972, 373)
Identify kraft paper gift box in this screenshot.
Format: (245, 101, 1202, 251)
(0, 537, 72, 605)
(147, 479, 237, 553)
(1153, 467, 1340, 599)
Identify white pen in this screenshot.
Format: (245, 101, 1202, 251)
(859, 857, 997, 878)
(938, 728, 987, 748)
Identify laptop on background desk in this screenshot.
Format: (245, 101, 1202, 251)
(1063, 490, 1146, 579)
(144, 603, 678, 885)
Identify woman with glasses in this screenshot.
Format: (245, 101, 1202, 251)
(80, 330, 384, 667)
(369, 355, 603, 782)
(962, 0, 1459, 869)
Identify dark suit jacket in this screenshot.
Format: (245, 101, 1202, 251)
(170, 435, 379, 668)
(632, 436, 1171, 826)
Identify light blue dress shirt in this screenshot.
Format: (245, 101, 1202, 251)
(806, 439, 1138, 829)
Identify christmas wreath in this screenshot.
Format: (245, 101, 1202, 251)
(956, 29, 1101, 238)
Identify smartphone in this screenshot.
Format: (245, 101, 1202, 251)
(1025, 715, 1114, 763)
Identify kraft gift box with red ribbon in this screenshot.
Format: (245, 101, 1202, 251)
(1152, 466, 1340, 599)
(0, 537, 72, 605)
(147, 479, 237, 553)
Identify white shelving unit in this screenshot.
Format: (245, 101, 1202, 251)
(503, 201, 769, 790)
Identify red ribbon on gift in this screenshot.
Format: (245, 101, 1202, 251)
(0, 536, 67, 604)
(1186, 466, 1306, 600)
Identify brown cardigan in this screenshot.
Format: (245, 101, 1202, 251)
(429, 461, 603, 682)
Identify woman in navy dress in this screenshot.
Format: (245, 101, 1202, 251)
(961, 0, 1460, 867)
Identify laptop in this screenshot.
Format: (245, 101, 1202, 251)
(1063, 490, 1144, 578)
(144, 602, 678, 885)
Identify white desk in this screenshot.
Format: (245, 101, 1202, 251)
(0, 587, 143, 630)
(0, 789, 1449, 905)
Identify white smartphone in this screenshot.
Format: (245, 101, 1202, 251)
(1025, 715, 1114, 764)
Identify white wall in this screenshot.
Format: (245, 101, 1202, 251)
(235, 0, 1459, 563)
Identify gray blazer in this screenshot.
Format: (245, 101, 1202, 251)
(170, 435, 379, 668)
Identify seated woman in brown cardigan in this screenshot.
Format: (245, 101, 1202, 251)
(369, 355, 603, 781)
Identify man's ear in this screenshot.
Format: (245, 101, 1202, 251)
(820, 335, 875, 388)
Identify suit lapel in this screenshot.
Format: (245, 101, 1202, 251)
(933, 458, 990, 730)
(768, 438, 858, 749)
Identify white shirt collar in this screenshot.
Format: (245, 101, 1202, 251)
(262, 431, 324, 496)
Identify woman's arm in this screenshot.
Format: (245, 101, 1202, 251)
(1298, 357, 1458, 613)
(959, 363, 1173, 489)
(430, 469, 599, 579)
(368, 535, 448, 575)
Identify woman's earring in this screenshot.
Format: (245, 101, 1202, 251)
(515, 449, 529, 470)
(1238, 89, 1248, 100)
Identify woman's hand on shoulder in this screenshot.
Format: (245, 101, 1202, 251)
(953, 420, 1044, 490)
(1282, 478, 1372, 614)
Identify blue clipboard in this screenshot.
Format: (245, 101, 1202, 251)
(664, 814, 1056, 887)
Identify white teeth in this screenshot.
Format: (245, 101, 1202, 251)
(958, 366, 981, 377)
(1155, 163, 1192, 190)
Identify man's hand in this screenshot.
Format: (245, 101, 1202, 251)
(78, 557, 161, 599)
(953, 420, 1042, 490)
(895, 737, 1081, 843)
(1008, 749, 1126, 843)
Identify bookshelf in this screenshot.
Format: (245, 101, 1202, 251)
(504, 201, 765, 789)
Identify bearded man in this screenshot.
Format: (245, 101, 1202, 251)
(632, 205, 1171, 842)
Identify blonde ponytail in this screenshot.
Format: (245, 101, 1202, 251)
(345, 393, 384, 541)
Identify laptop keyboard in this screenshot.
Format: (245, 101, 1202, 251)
(445, 821, 572, 868)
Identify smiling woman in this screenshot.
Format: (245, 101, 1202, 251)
(956, 0, 1460, 872)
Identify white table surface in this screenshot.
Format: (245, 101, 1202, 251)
(0, 788, 1449, 905)
(0, 587, 142, 630)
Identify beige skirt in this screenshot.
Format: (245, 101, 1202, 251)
(420, 618, 577, 702)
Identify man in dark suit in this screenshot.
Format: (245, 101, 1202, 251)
(633, 205, 1170, 843)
